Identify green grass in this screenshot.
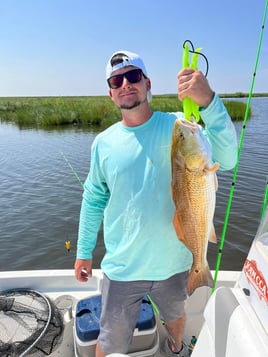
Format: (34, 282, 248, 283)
(0, 95, 251, 129)
(220, 92, 268, 98)
(0, 96, 120, 128)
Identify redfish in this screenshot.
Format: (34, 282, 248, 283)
(171, 119, 219, 296)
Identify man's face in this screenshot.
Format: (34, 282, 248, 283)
(108, 66, 151, 111)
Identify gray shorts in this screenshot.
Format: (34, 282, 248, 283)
(98, 272, 188, 354)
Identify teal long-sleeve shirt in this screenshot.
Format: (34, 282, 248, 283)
(77, 94, 237, 281)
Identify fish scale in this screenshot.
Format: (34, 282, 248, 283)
(171, 119, 218, 296)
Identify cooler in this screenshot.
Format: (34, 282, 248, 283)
(74, 295, 159, 357)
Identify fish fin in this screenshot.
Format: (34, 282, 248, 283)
(187, 265, 214, 296)
(209, 225, 217, 243)
(207, 162, 220, 173)
(173, 212, 186, 244)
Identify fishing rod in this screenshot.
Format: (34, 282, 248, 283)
(213, 0, 268, 292)
(146, 295, 186, 353)
(261, 176, 268, 219)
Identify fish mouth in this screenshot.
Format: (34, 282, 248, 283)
(180, 119, 199, 134)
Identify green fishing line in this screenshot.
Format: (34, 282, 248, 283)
(60, 150, 84, 188)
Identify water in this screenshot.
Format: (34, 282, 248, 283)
(0, 98, 267, 272)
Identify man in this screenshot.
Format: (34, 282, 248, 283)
(74, 50, 237, 356)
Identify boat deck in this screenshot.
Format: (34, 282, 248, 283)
(0, 269, 240, 356)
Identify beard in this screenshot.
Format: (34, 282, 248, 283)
(119, 96, 147, 111)
(119, 100, 141, 110)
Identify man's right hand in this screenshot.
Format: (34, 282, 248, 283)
(74, 258, 93, 282)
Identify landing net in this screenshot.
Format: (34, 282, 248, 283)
(0, 289, 63, 356)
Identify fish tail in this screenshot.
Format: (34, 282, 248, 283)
(187, 265, 214, 296)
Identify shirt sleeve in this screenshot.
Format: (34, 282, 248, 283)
(76, 140, 110, 259)
(200, 94, 238, 170)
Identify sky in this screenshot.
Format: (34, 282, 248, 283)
(1, 0, 267, 97)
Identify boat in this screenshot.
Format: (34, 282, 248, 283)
(0, 206, 267, 357)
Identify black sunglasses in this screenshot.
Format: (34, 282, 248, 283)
(107, 68, 144, 89)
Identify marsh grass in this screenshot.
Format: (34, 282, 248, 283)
(222, 100, 249, 121)
(0, 95, 250, 129)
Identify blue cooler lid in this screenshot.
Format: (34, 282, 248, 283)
(75, 295, 101, 342)
(136, 297, 156, 331)
(76, 295, 155, 342)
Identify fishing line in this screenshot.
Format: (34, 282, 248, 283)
(212, 0, 268, 292)
(183, 39, 209, 77)
(60, 150, 84, 188)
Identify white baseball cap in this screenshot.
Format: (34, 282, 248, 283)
(106, 50, 152, 102)
(106, 50, 148, 79)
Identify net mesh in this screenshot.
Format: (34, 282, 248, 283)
(0, 289, 64, 356)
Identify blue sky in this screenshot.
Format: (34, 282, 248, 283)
(1, 0, 267, 97)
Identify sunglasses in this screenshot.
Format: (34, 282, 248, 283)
(107, 69, 144, 89)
